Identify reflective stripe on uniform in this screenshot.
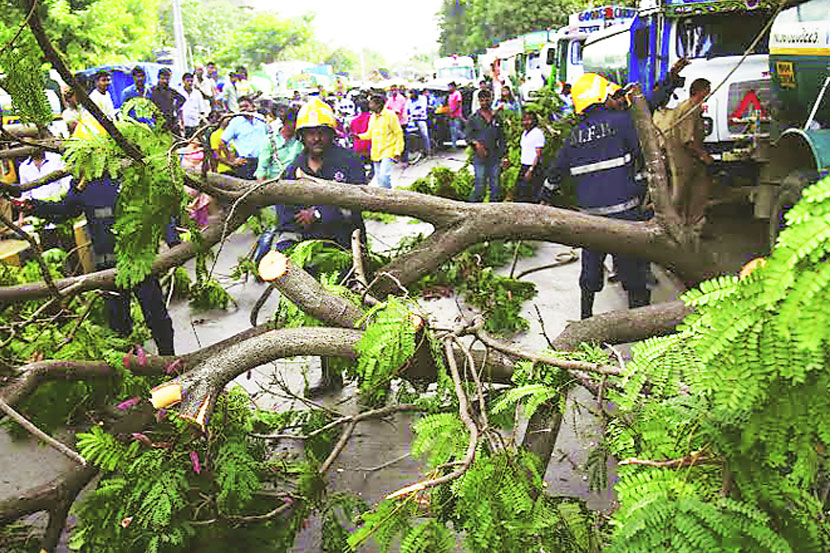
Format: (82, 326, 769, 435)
(581, 197, 640, 216)
(93, 207, 113, 218)
(570, 153, 632, 176)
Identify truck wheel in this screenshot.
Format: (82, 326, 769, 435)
(769, 170, 818, 249)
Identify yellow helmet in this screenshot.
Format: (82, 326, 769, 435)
(296, 98, 337, 132)
(571, 73, 621, 114)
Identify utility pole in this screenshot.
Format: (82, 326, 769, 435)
(171, 0, 188, 74)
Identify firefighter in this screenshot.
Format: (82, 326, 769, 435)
(540, 73, 650, 319)
(269, 99, 367, 396)
(15, 176, 176, 355)
(267, 98, 367, 256)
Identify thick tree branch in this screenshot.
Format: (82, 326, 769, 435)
(24, 0, 145, 162)
(0, 202, 254, 304)
(267, 254, 364, 328)
(208, 173, 722, 291)
(0, 321, 277, 408)
(157, 327, 364, 430)
(551, 300, 691, 351)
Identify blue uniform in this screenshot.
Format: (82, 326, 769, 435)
(30, 177, 175, 355)
(541, 106, 650, 318)
(253, 144, 367, 262)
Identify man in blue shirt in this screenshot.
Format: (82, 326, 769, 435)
(121, 66, 149, 105)
(220, 96, 267, 180)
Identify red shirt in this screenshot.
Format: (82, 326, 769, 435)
(350, 112, 372, 157)
(448, 90, 463, 119)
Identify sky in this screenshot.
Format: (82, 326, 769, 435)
(250, 0, 444, 64)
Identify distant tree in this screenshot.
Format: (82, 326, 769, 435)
(438, 0, 629, 55)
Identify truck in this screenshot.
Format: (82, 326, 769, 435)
(765, 0, 830, 239)
(432, 55, 477, 88)
(580, 0, 828, 241)
(543, 6, 638, 89)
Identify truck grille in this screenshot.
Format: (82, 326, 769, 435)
(727, 80, 772, 136)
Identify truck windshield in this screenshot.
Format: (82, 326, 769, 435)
(676, 14, 770, 59)
(437, 67, 475, 81)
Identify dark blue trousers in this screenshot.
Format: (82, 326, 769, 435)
(579, 208, 648, 294)
(106, 275, 175, 356)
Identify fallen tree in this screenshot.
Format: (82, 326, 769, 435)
(4, 4, 823, 552)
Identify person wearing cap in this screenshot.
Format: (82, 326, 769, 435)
(220, 96, 267, 180)
(121, 66, 150, 104)
(88, 70, 115, 118)
(359, 94, 404, 189)
(540, 73, 650, 319)
(277, 99, 366, 252)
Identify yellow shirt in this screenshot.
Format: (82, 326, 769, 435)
(359, 108, 404, 162)
(210, 129, 232, 173)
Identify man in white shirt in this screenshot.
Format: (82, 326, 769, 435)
(179, 72, 209, 138)
(18, 149, 71, 201)
(87, 70, 115, 118)
(195, 65, 217, 106)
(515, 111, 546, 202)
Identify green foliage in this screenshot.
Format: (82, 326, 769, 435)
(353, 298, 419, 406)
(70, 389, 327, 553)
(320, 492, 369, 553)
(411, 412, 468, 468)
(188, 278, 232, 311)
(407, 166, 474, 201)
(160, 0, 312, 69)
(76, 424, 141, 471)
(0, 520, 41, 553)
(40, 0, 162, 68)
(604, 176, 830, 551)
(0, 28, 53, 126)
(399, 520, 455, 553)
(406, 239, 538, 334)
(347, 498, 417, 553)
(437, 0, 609, 56)
(63, 101, 187, 289)
(213, 433, 260, 514)
(363, 211, 399, 223)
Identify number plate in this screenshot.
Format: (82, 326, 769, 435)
(776, 61, 796, 89)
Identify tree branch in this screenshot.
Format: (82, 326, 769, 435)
(385, 339, 479, 500)
(0, 201, 254, 304)
(0, 209, 62, 300)
(618, 450, 717, 468)
(0, 396, 85, 465)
